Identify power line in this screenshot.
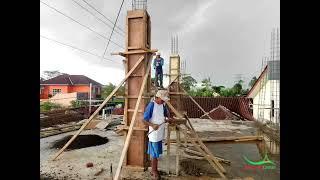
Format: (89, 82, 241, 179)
(40, 1, 124, 49)
(40, 35, 123, 66)
(81, 0, 125, 33)
(102, 0, 125, 58)
(70, 0, 125, 37)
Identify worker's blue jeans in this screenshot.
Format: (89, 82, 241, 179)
(155, 68, 163, 87)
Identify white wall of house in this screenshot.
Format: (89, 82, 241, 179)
(252, 80, 280, 124)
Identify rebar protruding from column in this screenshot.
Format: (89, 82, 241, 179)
(171, 36, 173, 54)
(176, 35, 178, 54)
(132, 0, 147, 10)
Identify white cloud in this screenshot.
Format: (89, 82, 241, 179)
(176, 0, 217, 36)
(40, 33, 124, 85)
(41, 0, 279, 88)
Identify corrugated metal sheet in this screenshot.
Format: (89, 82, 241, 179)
(181, 97, 254, 120)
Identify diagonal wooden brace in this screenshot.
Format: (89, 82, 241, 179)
(51, 56, 145, 161)
(177, 126, 226, 179)
(114, 60, 152, 180)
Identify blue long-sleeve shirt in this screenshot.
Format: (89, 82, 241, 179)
(143, 101, 170, 121)
(153, 57, 164, 70)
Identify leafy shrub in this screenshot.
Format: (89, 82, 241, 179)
(40, 102, 62, 112)
(70, 100, 88, 108)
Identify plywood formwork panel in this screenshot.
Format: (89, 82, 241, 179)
(127, 131, 147, 166)
(124, 10, 151, 169)
(169, 55, 180, 84)
(169, 55, 181, 112)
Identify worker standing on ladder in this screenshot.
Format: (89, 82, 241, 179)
(143, 90, 172, 179)
(153, 52, 164, 88)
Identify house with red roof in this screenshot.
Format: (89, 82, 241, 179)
(40, 74, 102, 100)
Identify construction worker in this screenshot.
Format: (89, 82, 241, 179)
(143, 90, 172, 179)
(153, 52, 164, 88)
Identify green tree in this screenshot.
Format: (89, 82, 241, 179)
(232, 82, 242, 95)
(101, 83, 116, 99)
(212, 86, 225, 94)
(181, 75, 197, 92)
(40, 102, 62, 112)
(70, 100, 88, 108)
(201, 77, 212, 88)
(249, 76, 257, 88)
(188, 77, 214, 97)
(101, 83, 125, 99)
(220, 87, 233, 97)
(117, 85, 125, 96)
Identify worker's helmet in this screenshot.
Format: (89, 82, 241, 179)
(156, 52, 161, 56)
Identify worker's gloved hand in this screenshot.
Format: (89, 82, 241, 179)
(152, 124, 159, 130)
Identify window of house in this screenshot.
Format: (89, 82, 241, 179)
(40, 87, 44, 94)
(52, 89, 62, 96)
(91, 86, 95, 94)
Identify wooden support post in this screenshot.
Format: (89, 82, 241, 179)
(165, 101, 183, 118)
(114, 61, 151, 180)
(166, 124, 171, 174)
(51, 56, 145, 160)
(176, 126, 180, 175)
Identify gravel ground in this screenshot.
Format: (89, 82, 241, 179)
(40, 129, 123, 180)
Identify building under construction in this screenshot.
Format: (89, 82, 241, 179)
(40, 1, 280, 179)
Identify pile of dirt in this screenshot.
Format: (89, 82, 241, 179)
(40, 107, 100, 128)
(180, 159, 201, 176)
(51, 135, 109, 150)
(105, 118, 122, 130)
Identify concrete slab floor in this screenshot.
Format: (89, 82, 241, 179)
(40, 118, 279, 179)
(40, 129, 123, 180)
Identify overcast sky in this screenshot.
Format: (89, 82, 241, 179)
(40, 0, 280, 88)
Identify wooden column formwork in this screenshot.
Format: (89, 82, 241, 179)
(168, 54, 181, 112)
(167, 54, 183, 175)
(123, 10, 151, 170)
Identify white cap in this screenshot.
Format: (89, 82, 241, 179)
(155, 90, 169, 101)
(156, 52, 161, 56)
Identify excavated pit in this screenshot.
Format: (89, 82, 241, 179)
(51, 135, 109, 150)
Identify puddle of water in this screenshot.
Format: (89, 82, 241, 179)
(203, 143, 280, 179)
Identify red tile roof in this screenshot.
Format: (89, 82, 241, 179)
(40, 74, 102, 86)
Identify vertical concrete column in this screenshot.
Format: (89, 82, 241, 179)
(169, 54, 181, 112)
(123, 10, 151, 170)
